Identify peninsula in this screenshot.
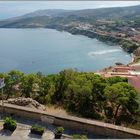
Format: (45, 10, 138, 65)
(0, 5, 140, 57)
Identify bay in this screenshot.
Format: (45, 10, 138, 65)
(0, 28, 131, 74)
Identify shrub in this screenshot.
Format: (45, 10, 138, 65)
(72, 134, 87, 139)
(54, 126, 64, 139)
(31, 124, 45, 135)
(55, 126, 64, 134)
(3, 117, 17, 131)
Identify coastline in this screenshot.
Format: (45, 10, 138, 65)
(0, 27, 137, 73)
(45, 26, 135, 67)
(0, 26, 138, 54)
(45, 26, 139, 54)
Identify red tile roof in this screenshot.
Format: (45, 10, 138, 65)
(114, 67, 135, 70)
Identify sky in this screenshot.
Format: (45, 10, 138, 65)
(0, 1, 140, 19)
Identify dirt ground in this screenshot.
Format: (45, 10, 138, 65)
(45, 105, 69, 117)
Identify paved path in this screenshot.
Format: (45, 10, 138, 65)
(0, 121, 55, 140)
(1, 103, 140, 138)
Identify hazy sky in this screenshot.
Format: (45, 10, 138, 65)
(0, 1, 140, 19)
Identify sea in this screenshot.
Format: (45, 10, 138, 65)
(0, 28, 131, 74)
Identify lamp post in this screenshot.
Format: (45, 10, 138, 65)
(0, 78, 5, 114)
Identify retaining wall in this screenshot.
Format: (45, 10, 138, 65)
(0, 103, 140, 138)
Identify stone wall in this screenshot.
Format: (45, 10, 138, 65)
(0, 103, 140, 138)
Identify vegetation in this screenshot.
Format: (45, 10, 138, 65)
(120, 40, 140, 53)
(31, 124, 45, 135)
(55, 126, 64, 134)
(72, 134, 87, 139)
(97, 34, 120, 44)
(0, 70, 140, 128)
(1, 5, 140, 28)
(54, 126, 64, 139)
(0, 6, 140, 56)
(104, 82, 139, 124)
(3, 117, 17, 131)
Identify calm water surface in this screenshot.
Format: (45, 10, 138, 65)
(0, 28, 131, 74)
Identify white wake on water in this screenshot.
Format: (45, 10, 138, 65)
(88, 49, 121, 56)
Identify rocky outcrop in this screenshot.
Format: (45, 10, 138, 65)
(132, 47, 140, 63)
(6, 97, 46, 111)
(134, 47, 140, 56)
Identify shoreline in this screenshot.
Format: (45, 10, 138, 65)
(0, 27, 136, 73)
(0, 26, 130, 51)
(0, 26, 135, 53)
(45, 26, 135, 67)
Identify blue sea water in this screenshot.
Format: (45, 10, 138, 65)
(0, 28, 131, 74)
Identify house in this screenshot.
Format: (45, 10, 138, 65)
(113, 66, 135, 72)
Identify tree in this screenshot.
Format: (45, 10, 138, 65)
(36, 75, 56, 104)
(53, 69, 77, 103)
(64, 80, 94, 116)
(106, 76, 128, 85)
(20, 74, 40, 98)
(92, 78, 107, 113)
(0, 70, 24, 99)
(64, 74, 103, 119)
(104, 82, 139, 124)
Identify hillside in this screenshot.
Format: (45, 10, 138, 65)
(0, 5, 140, 28)
(0, 5, 140, 54)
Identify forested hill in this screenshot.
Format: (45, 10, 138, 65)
(0, 5, 140, 27)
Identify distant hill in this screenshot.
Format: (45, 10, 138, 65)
(0, 5, 140, 28)
(20, 5, 140, 20)
(21, 9, 74, 18)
